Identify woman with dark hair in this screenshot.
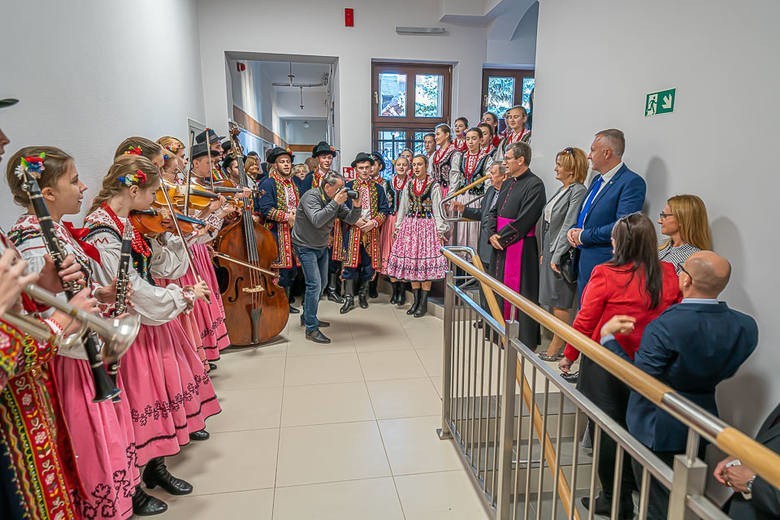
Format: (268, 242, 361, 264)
(430, 123, 458, 197)
(452, 117, 469, 151)
(559, 212, 681, 518)
(481, 111, 501, 147)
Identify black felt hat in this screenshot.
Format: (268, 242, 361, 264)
(351, 152, 375, 168)
(190, 142, 211, 160)
(195, 128, 224, 145)
(312, 141, 337, 158)
(371, 152, 386, 172)
(0, 98, 19, 108)
(267, 147, 294, 164)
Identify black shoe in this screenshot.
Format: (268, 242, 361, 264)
(289, 304, 300, 314)
(581, 495, 634, 519)
(300, 316, 330, 328)
(325, 274, 344, 303)
(389, 282, 399, 305)
(358, 281, 369, 309)
(340, 280, 356, 314)
(368, 278, 379, 298)
(189, 429, 209, 441)
(394, 282, 406, 306)
(142, 457, 193, 496)
(414, 289, 429, 318)
(132, 485, 168, 516)
(561, 370, 579, 384)
(208, 362, 217, 371)
(406, 288, 422, 315)
(473, 319, 484, 329)
(306, 328, 331, 344)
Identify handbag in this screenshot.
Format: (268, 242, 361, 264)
(557, 247, 580, 286)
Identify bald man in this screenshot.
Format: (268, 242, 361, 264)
(598, 251, 759, 520)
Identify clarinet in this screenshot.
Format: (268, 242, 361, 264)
(106, 223, 134, 401)
(16, 155, 120, 402)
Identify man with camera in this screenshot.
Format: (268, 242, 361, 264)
(291, 172, 367, 343)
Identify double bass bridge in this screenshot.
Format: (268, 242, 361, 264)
(242, 285, 265, 294)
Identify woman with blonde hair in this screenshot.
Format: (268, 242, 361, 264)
(538, 147, 588, 361)
(658, 194, 712, 270)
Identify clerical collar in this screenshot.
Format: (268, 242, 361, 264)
(681, 298, 719, 305)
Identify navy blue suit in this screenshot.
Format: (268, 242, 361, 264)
(604, 301, 758, 519)
(576, 164, 646, 294)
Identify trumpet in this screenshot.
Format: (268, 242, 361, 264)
(8, 284, 141, 362)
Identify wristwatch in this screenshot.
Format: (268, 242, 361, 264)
(742, 475, 756, 500)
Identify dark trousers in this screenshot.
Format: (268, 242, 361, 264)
(278, 266, 298, 288)
(588, 418, 637, 503)
(341, 245, 374, 282)
(293, 245, 329, 333)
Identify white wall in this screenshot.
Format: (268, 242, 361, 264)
(486, 1, 538, 66)
(283, 119, 328, 145)
(196, 0, 488, 165)
(534, 0, 780, 434)
(0, 0, 205, 229)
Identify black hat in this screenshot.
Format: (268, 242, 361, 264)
(195, 128, 224, 145)
(371, 152, 386, 172)
(0, 98, 19, 109)
(312, 141, 337, 158)
(351, 152, 375, 168)
(190, 142, 211, 160)
(267, 147, 294, 164)
(221, 140, 232, 153)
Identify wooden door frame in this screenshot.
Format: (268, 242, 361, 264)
(480, 68, 535, 117)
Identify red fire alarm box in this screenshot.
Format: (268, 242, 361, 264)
(345, 8, 354, 27)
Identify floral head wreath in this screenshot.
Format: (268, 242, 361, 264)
(124, 145, 143, 156)
(18, 153, 46, 177)
(118, 169, 147, 187)
(164, 142, 183, 154)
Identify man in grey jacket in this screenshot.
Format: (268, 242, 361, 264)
(292, 172, 367, 343)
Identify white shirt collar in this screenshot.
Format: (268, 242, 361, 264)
(681, 298, 719, 305)
(599, 161, 624, 182)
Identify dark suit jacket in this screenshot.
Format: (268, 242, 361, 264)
(461, 185, 498, 264)
(603, 302, 758, 452)
(727, 404, 780, 520)
(576, 164, 646, 291)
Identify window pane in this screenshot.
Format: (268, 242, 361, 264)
(486, 76, 515, 118)
(379, 73, 407, 117)
(413, 131, 428, 155)
(376, 130, 407, 179)
(415, 74, 444, 117)
(521, 77, 535, 112)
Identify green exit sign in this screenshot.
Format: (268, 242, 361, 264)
(645, 88, 676, 116)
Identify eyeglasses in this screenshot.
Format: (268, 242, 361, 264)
(562, 147, 574, 155)
(659, 212, 673, 219)
(677, 262, 693, 280)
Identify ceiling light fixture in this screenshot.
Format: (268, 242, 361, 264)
(303, 121, 310, 129)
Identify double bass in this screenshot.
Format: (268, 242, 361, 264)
(212, 125, 288, 345)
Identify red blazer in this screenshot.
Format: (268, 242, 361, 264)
(564, 261, 681, 362)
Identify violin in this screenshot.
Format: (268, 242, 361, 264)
(129, 208, 206, 236)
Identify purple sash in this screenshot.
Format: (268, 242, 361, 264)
(497, 216, 535, 319)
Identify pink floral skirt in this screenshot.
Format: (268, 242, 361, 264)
(52, 357, 138, 519)
(386, 216, 447, 281)
(191, 243, 231, 359)
(119, 320, 221, 466)
(379, 214, 397, 275)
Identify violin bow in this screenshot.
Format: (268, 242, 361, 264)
(184, 128, 195, 217)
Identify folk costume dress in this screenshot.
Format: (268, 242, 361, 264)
(492, 128, 531, 162)
(453, 136, 467, 152)
(10, 215, 140, 520)
(486, 169, 546, 348)
(386, 176, 449, 281)
(258, 172, 301, 288)
(449, 150, 493, 251)
(84, 205, 220, 466)
(430, 143, 458, 198)
(379, 174, 408, 275)
(0, 235, 82, 520)
(334, 177, 390, 281)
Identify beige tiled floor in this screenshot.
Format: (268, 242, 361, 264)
(155, 297, 492, 519)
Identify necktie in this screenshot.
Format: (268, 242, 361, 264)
(576, 175, 603, 228)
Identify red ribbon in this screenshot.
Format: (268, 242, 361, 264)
(62, 221, 102, 264)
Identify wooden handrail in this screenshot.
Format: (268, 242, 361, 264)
(467, 253, 581, 520)
(442, 247, 780, 491)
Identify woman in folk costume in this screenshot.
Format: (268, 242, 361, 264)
(478, 122, 496, 156)
(123, 137, 232, 370)
(448, 127, 494, 251)
(380, 154, 411, 306)
(84, 155, 219, 511)
(258, 147, 302, 314)
(6, 147, 156, 518)
(429, 123, 458, 197)
(493, 105, 531, 162)
(368, 151, 392, 300)
(386, 154, 449, 317)
(334, 153, 390, 314)
(452, 117, 469, 152)
(481, 111, 502, 148)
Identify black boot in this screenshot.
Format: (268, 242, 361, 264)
(406, 288, 422, 315)
(132, 485, 168, 516)
(285, 286, 300, 314)
(389, 281, 399, 305)
(395, 282, 407, 306)
(340, 280, 356, 314)
(189, 429, 209, 441)
(142, 457, 193, 495)
(414, 290, 429, 317)
(358, 280, 370, 308)
(368, 277, 379, 298)
(325, 273, 344, 303)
